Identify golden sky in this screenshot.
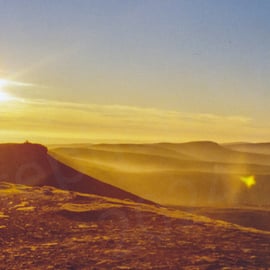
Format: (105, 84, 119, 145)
(0, 81, 268, 144)
(1, 1, 269, 144)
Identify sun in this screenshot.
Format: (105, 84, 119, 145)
(0, 91, 13, 102)
(0, 79, 15, 102)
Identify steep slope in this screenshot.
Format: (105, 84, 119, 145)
(0, 142, 152, 204)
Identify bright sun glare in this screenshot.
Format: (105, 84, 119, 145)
(0, 79, 15, 102)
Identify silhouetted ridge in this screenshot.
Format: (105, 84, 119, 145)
(0, 143, 152, 204)
(0, 142, 47, 159)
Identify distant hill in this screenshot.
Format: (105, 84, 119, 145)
(224, 142, 270, 155)
(158, 141, 270, 165)
(49, 141, 270, 206)
(0, 142, 152, 204)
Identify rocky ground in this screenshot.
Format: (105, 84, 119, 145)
(0, 182, 270, 270)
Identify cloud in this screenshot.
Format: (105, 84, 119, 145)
(21, 98, 252, 122)
(0, 79, 34, 88)
(0, 97, 260, 144)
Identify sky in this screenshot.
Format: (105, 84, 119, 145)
(0, 0, 269, 144)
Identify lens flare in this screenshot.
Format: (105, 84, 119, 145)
(240, 175, 256, 188)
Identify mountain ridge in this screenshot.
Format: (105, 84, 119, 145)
(0, 142, 153, 204)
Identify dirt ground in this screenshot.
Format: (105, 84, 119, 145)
(0, 182, 270, 269)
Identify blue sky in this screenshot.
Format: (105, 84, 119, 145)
(0, 0, 269, 142)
